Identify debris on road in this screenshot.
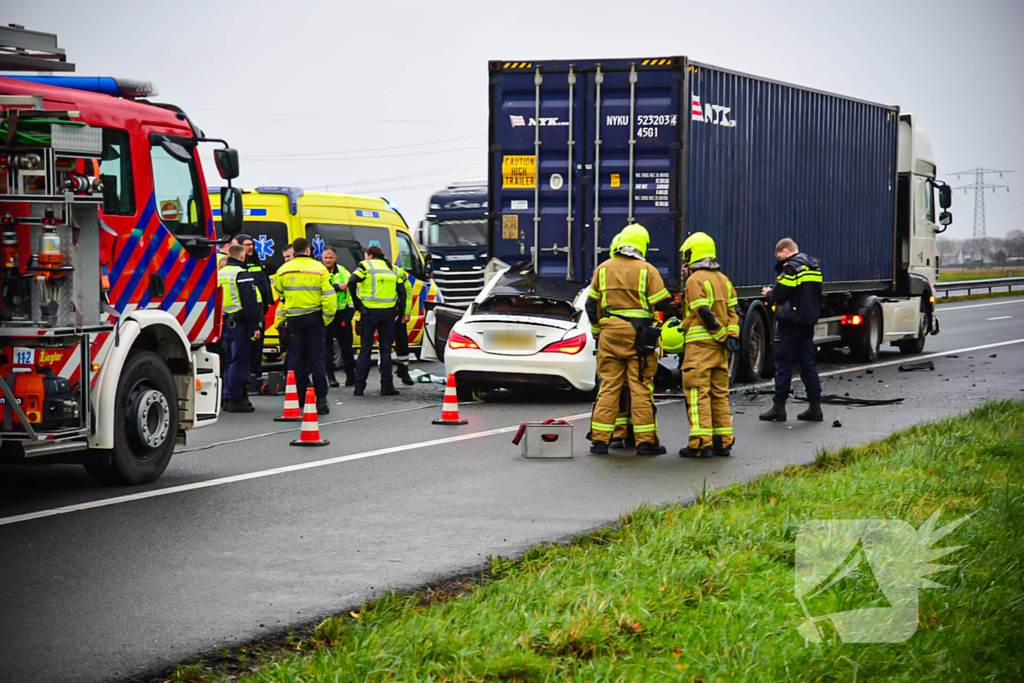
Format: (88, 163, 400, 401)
(899, 360, 935, 372)
(832, 419, 843, 427)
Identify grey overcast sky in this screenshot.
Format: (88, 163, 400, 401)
(11, 0, 1024, 239)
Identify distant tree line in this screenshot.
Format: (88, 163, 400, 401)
(937, 230, 1024, 265)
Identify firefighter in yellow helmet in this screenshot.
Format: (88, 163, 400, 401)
(676, 232, 740, 457)
(586, 224, 672, 455)
(607, 232, 634, 449)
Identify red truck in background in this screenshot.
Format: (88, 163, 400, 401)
(0, 26, 243, 484)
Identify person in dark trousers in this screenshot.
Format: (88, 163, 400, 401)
(321, 245, 356, 386)
(389, 260, 415, 386)
(236, 234, 273, 390)
(349, 245, 406, 397)
(219, 244, 262, 413)
(273, 237, 337, 415)
(759, 237, 824, 422)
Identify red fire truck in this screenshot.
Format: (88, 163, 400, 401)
(0, 26, 243, 483)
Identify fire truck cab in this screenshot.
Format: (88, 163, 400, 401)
(0, 27, 242, 484)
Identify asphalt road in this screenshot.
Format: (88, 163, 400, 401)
(1, 297, 1022, 683)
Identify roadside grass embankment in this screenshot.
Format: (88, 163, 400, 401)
(938, 267, 1018, 282)
(173, 400, 1024, 683)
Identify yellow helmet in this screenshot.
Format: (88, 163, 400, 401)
(660, 318, 686, 354)
(610, 233, 622, 254)
(618, 223, 650, 258)
(680, 231, 716, 264)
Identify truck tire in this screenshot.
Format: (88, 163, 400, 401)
(737, 307, 771, 382)
(856, 305, 883, 363)
(898, 301, 927, 355)
(86, 351, 178, 485)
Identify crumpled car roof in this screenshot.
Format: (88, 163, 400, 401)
(486, 263, 585, 304)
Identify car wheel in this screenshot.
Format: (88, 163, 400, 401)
(85, 351, 178, 485)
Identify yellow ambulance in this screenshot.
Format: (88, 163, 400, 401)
(210, 187, 441, 367)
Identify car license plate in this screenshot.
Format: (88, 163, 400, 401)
(813, 323, 827, 339)
(485, 330, 535, 350)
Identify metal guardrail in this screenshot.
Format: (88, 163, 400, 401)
(935, 276, 1024, 297)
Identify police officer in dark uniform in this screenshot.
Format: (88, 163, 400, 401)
(219, 244, 263, 413)
(236, 234, 273, 389)
(759, 237, 824, 422)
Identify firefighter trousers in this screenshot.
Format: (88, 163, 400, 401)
(591, 320, 659, 445)
(681, 341, 732, 450)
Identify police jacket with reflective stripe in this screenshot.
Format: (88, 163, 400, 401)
(768, 252, 822, 326)
(272, 255, 337, 324)
(219, 257, 262, 328)
(245, 254, 273, 312)
(678, 266, 740, 346)
(585, 254, 671, 334)
(348, 259, 407, 312)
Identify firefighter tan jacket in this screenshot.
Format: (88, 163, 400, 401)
(677, 267, 740, 346)
(586, 255, 670, 334)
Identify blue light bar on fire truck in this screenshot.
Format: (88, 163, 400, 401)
(5, 75, 159, 99)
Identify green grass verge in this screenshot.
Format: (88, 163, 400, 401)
(174, 401, 1024, 683)
(937, 290, 1024, 304)
(938, 268, 1017, 282)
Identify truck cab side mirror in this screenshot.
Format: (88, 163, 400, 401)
(939, 211, 952, 227)
(214, 148, 240, 182)
(938, 185, 952, 209)
(220, 186, 244, 237)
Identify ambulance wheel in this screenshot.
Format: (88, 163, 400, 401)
(86, 352, 178, 486)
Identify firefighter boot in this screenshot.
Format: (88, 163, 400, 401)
(396, 365, 415, 386)
(759, 398, 787, 422)
(590, 441, 609, 455)
(636, 441, 667, 456)
(797, 400, 823, 422)
(712, 435, 733, 457)
(679, 446, 708, 458)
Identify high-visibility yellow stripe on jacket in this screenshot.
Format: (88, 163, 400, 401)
(219, 264, 245, 314)
(329, 265, 352, 309)
(273, 255, 337, 324)
(353, 259, 398, 309)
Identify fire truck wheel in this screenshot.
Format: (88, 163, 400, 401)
(88, 351, 179, 485)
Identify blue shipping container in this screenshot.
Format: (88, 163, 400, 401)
(488, 58, 899, 295)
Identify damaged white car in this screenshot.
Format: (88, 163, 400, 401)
(442, 264, 597, 399)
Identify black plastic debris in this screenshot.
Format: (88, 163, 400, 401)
(832, 420, 842, 428)
(866, 369, 874, 374)
(898, 360, 935, 372)
(794, 394, 903, 406)
(989, 354, 998, 358)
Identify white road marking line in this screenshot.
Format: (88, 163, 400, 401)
(0, 412, 585, 527)
(176, 404, 438, 453)
(986, 316, 1012, 321)
(734, 337, 1024, 393)
(938, 298, 1024, 312)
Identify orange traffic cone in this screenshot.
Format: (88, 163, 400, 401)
(432, 373, 468, 425)
(291, 388, 330, 447)
(273, 370, 303, 422)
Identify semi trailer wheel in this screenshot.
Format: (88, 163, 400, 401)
(85, 351, 178, 485)
(737, 307, 771, 382)
(856, 305, 883, 363)
(898, 300, 928, 355)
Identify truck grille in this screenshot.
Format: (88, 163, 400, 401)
(434, 271, 486, 308)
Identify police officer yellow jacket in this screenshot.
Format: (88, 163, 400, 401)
(348, 258, 407, 314)
(272, 255, 337, 325)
